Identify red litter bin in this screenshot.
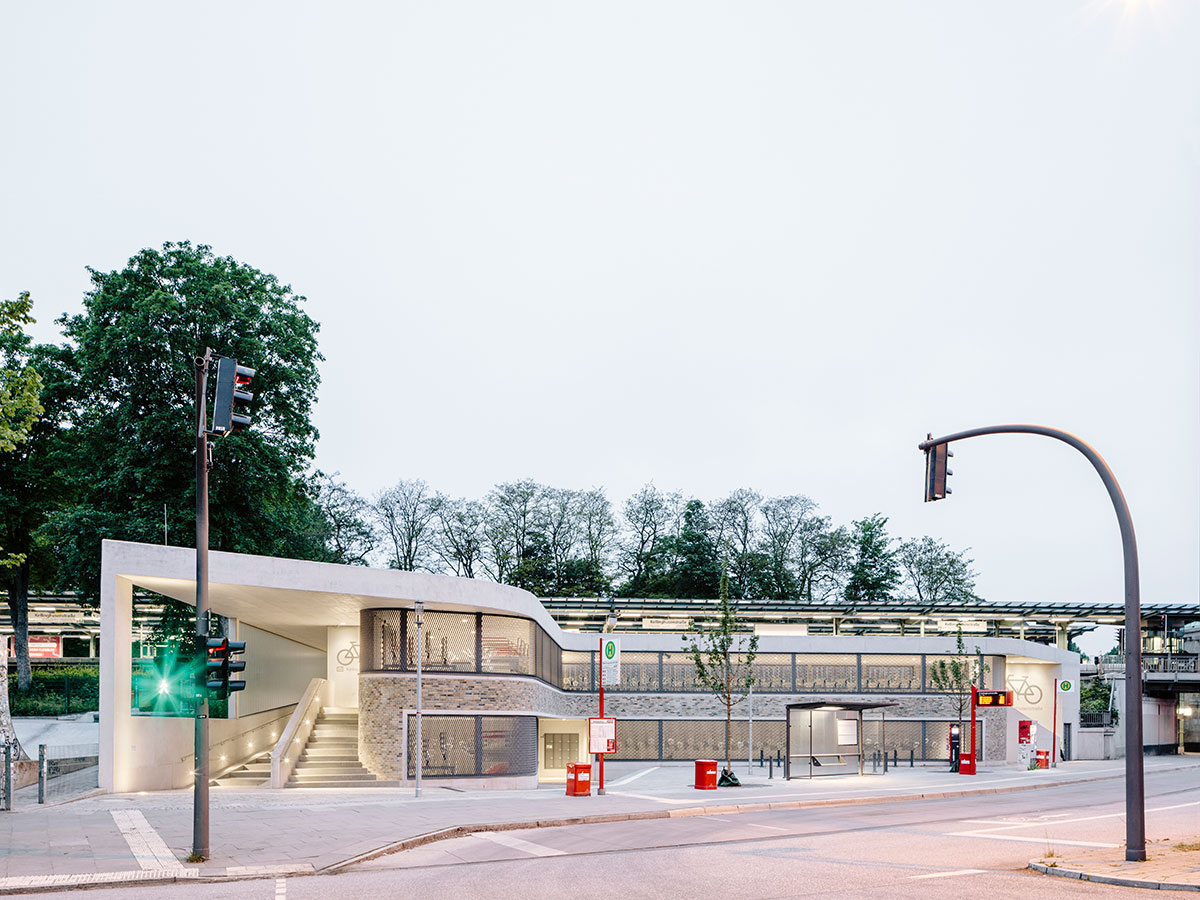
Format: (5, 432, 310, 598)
(1035, 750, 1050, 770)
(958, 751, 976, 775)
(694, 759, 718, 790)
(566, 762, 591, 796)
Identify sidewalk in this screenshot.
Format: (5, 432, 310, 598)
(0, 757, 1196, 894)
(1030, 840, 1200, 892)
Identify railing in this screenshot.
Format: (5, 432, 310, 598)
(1080, 710, 1114, 728)
(269, 678, 327, 788)
(1093, 653, 1197, 674)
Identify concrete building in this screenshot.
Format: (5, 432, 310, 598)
(97, 540, 1095, 793)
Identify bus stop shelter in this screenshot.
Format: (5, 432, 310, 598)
(785, 700, 897, 779)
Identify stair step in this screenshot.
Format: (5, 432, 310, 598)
(286, 779, 401, 789)
(291, 770, 376, 779)
(297, 758, 364, 767)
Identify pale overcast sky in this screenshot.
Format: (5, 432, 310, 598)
(2, 2, 1197, 653)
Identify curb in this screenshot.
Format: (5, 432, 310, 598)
(1029, 861, 1200, 892)
(320, 766, 1172, 871)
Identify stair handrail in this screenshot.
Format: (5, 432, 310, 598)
(270, 677, 327, 788)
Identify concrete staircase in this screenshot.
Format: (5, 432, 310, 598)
(215, 752, 271, 787)
(287, 708, 399, 788)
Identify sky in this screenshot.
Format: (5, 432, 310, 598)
(2, 1, 1197, 655)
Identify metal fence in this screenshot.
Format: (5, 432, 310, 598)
(6, 670, 99, 717)
(1080, 710, 1114, 728)
(38, 743, 99, 803)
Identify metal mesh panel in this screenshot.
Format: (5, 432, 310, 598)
(753, 654, 792, 692)
(562, 651, 593, 691)
(406, 715, 537, 777)
(662, 720, 729, 760)
(408, 715, 476, 777)
(407, 610, 477, 672)
(860, 655, 921, 692)
(660, 653, 698, 692)
(862, 719, 922, 759)
(925, 654, 989, 692)
(795, 654, 857, 692)
(361, 609, 404, 671)
(41, 743, 99, 801)
(480, 717, 537, 775)
(611, 720, 660, 760)
(481, 616, 533, 675)
(923, 720, 985, 762)
(614, 652, 659, 691)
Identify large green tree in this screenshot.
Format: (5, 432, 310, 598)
(843, 513, 899, 605)
(44, 241, 327, 604)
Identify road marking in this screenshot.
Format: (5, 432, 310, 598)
(110, 809, 184, 871)
(476, 831, 566, 857)
(740, 821, 790, 832)
(956, 800, 1200, 834)
(946, 833, 1120, 848)
(910, 869, 985, 879)
(275, 877, 286, 899)
(609, 766, 660, 786)
(607, 791, 693, 804)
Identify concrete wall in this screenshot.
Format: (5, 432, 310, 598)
(236, 623, 325, 717)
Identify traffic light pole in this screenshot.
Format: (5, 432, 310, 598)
(193, 349, 213, 860)
(918, 424, 1145, 861)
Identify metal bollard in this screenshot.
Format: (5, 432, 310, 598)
(768, 756, 773, 779)
(892, 750, 898, 769)
(38, 745, 46, 804)
(883, 749, 889, 773)
(910, 749, 914, 767)
(759, 749, 764, 768)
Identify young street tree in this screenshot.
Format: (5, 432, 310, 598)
(928, 627, 987, 769)
(687, 564, 758, 780)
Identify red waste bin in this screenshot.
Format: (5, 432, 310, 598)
(958, 751, 976, 775)
(566, 762, 591, 796)
(694, 759, 718, 790)
(1035, 750, 1050, 770)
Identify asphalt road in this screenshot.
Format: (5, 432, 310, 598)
(9, 765, 1200, 899)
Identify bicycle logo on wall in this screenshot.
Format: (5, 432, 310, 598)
(1004, 673, 1043, 705)
(336, 641, 360, 669)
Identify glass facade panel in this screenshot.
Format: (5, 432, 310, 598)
(405, 610, 477, 672)
(562, 651, 592, 691)
(481, 615, 534, 675)
(406, 714, 537, 777)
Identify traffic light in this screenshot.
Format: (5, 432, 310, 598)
(924, 441, 953, 502)
(204, 637, 247, 698)
(212, 357, 255, 434)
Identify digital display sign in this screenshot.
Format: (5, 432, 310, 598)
(975, 690, 1014, 707)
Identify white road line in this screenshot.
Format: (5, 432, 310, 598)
(910, 869, 985, 879)
(740, 821, 790, 832)
(275, 877, 286, 899)
(110, 810, 184, 871)
(956, 800, 1200, 834)
(476, 831, 567, 857)
(607, 791, 693, 804)
(945, 833, 1120, 849)
(609, 767, 661, 787)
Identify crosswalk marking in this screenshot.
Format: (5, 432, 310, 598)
(476, 831, 566, 857)
(110, 809, 184, 871)
(911, 869, 985, 879)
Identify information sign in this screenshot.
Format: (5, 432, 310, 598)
(1057, 678, 1075, 693)
(975, 690, 1013, 707)
(600, 637, 620, 685)
(589, 716, 616, 754)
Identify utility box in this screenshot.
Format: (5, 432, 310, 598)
(958, 751, 976, 775)
(1036, 750, 1050, 770)
(565, 762, 591, 796)
(694, 759, 718, 790)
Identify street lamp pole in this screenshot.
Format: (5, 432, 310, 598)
(414, 601, 423, 799)
(919, 424, 1145, 861)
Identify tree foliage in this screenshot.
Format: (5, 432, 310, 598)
(897, 536, 978, 605)
(43, 241, 327, 604)
(844, 514, 900, 605)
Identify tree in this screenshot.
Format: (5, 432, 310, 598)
(928, 627, 988, 768)
(711, 489, 761, 598)
(687, 563, 758, 779)
(0, 293, 63, 693)
(0, 292, 43, 456)
(314, 472, 375, 565)
(897, 536, 978, 606)
(374, 479, 437, 571)
(843, 514, 899, 605)
(44, 242, 327, 605)
(576, 487, 615, 595)
(617, 484, 679, 596)
(668, 499, 721, 598)
(482, 479, 543, 588)
(431, 496, 486, 578)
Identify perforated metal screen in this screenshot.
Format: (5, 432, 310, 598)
(406, 714, 537, 778)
